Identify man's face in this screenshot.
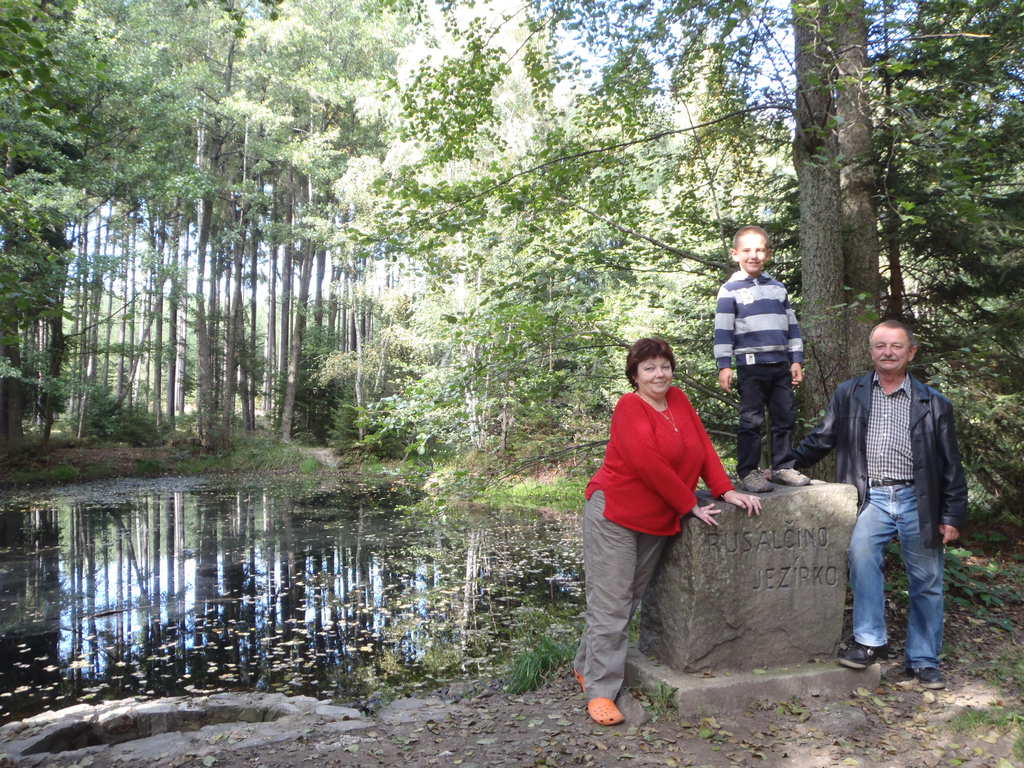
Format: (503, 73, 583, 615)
(869, 325, 917, 377)
(731, 232, 771, 278)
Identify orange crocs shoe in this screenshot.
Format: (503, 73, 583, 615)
(574, 669, 585, 692)
(587, 697, 624, 726)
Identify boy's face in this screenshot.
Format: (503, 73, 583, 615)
(731, 232, 771, 278)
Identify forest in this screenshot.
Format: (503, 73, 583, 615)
(2, 0, 1023, 526)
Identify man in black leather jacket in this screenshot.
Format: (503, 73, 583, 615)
(793, 320, 967, 689)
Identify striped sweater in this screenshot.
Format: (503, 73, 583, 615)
(714, 270, 804, 369)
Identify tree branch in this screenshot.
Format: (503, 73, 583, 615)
(563, 198, 725, 269)
(427, 102, 790, 223)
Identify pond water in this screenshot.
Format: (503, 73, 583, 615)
(0, 478, 584, 723)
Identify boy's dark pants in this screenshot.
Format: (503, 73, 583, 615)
(736, 362, 796, 477)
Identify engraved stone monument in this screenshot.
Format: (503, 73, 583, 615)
(639, 483, 858, 672)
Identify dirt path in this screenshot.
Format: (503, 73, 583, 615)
(308, 445, 340, 468)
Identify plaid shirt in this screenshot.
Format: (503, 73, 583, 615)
(866, 373, 914, 481)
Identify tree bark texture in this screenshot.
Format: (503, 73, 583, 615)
(793, 0, 849, 420)
(837, 0, 881, 373)
(280, 242, 314, 441)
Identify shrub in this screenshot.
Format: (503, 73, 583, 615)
(82, 387, 161, 446)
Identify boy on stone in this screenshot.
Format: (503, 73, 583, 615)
(714, 226, 810, 493)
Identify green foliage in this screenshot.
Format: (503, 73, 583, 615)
(505, 634, 575, 694)
(399, 20, 511, 162)
(329, 397, 361, 453)
(7, 463, 80, 486)
(477, 477, 586, 512)
(133, 458, 163, 475)
(0, 0, 60, 126)
(636, 681, 678, 720)
(81, 388, 161, 446)
(944, 548, 1023, 632)
(886, 543, 1023, 631)
(177, 433, 318, 474)
(928, 369, 1024, 527)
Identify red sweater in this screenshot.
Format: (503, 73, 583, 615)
(586, 387, 734, 536)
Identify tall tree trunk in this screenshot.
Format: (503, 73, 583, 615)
(210, 243, 222, 415)
(166, 213, 181, 429)
(176, 222, 191, 416)
(0, 329, 23, 450)
(353, 292, 365, 441)
(793, 0, 848, 419)
(280, 242, 314, 441)
(222, 205, 245, 439)
(153, 221, 165, 426)
(266, 240, 277, 415)
(79, 226, 105, 439)
(879, 23, 906, 322)
(194, 182, 217, 450)
(41, 287, 67, 445)
(837, 0, 881, 374)
(327, 262, 341, 339)
(279, 188, 293, 383)
(247, 202, 259, 431)
(116, 240, 129, 401)
(115, 312, 155, 409)
(102, 235, 113, 389)
(313, 248, 326, 329)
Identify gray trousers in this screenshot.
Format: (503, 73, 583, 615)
(573, 490, 669, 701)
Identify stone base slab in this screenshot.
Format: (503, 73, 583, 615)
(625, 647, 880, 716)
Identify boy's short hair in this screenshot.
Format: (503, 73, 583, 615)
(732, 225, 771, 250)
(625, 338, 676, 390)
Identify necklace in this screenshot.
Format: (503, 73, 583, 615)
(635, 392, 678, 431)
(660, 407, 678, 432)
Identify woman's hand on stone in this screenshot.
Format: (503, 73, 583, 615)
(721, 490, 763, 517)
(690, 503, 721, 526)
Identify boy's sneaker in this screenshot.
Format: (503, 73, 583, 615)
(912, 667, 946, 689)
(739, 470, 774, 493)
(837, 641, 889, 669)
(772, 468, 811, 486)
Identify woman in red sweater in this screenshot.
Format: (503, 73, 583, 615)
(574, 338, 762, 725)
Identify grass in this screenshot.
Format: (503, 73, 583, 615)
(478, 477, 587, 512)
(950, 708, 1024, 733)
(505, 635, 576, 694)
(986, 645, 1024, 693)
(133, 458, 164, 475)
(638, 681, 678, 719)
(6, 463, 80, 485)
(949, 706, 1024, 762)
(176, 434, 321, 475)
(947, 644, 1024, 762)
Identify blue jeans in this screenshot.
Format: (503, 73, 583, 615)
(848, 485, 945, 669)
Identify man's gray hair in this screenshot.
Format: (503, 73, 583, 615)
(871, 319, 917, 347)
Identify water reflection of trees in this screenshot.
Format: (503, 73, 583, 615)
(0, 489, 583, 721)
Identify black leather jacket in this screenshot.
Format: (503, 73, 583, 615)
(793, 372, 967, 549)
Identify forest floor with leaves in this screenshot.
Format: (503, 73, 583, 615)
(0, 439, 367, 490)
(42, 599, 1022, 768)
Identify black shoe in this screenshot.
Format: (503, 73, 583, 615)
(913, 667, 945, 689)
(837, 641, 889, 669)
